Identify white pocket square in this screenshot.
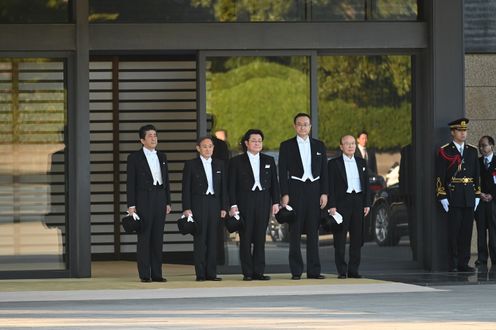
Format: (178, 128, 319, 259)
(316, 152, 322, 156)
(216, 171, 221, 174)
(265, 164, 271, 168)
(363, 167, 366, 171)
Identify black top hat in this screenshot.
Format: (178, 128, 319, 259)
(122, 215, 141, 233)
(224, 214, 244, 233)
(275, 206, 296, 224)
(177, 216, 197, 235)
(448, 117, 469, 130)
(320, 209, 342, 233)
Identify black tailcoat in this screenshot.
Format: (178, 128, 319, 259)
(126, 148, 171, 280)
(228, 152, 279, 277)
(328, 155, 369, 276)
(475, 154, 496, 264)
(278, 136, 328, 277)
(182, 157, 228, 279)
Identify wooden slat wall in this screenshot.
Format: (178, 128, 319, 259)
(89, 58, 197, 257)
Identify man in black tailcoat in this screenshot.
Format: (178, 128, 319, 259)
(327, 135, 370, 279)
(182, 136, 228, 281)
(278, 113, 328, 280)
(127, 124, 171, 282)
(229, 129, 280, 281)
(475, 135, 496, 267)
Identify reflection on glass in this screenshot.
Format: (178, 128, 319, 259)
(318, 55, 411, 154)
(310, 0, 365, 21)
(318, 55, 416, 266)
(89, 0, 417, 22)
(207, 57, 309, 153)
(206, 56, 309, 266)
(0, 0, 69, 23)
(0, 59, 67, 271)
(371, 0, 417, 20)
(90, 0, 304, 22)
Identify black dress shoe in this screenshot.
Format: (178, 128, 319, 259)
(448, 267, 458, 272)
(458, 265, 475, 272)
(475, 260, 487, 266)
(253, 274, 271, 281)
(308, 274, 325, 279)
(347, 273, 362, 278)
(196, 277, 206, 282)
(337, 274, 347, 279)
(243, 276, 253, 281)
(140, 278, 152, 283)
(291, 275, 301, 280)
(207, 277, 222, 281)
(152, 277, 167, 282)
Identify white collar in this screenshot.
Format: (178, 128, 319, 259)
(200, 156, 212, 164)
(143, 147, 156, 155)
(485, 153, 494, 162)
(296, 136, 310, 144)
(453, 141, 464, 150)
(247, 152, 260, 159)
(343, 155, 355, 162)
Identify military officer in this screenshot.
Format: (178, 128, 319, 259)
(436, 118, 481, 272)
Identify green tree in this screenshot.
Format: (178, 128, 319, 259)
(318, 56, 411, 107)
(318, 99, 411, 150)
(207, 60, 309, 150)
(192, 0, 296, 21)
(373, 0, 417, 19)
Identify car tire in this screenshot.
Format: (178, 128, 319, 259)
(372, 202, 400, 246)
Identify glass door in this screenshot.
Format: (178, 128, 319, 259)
(204, 54, 311, 270)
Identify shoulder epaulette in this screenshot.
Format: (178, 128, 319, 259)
(467, 143, 478, 149)
(440, 143, 449, 148)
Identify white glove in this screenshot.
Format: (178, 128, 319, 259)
(474, 198, 480, 211)
(127, 211, 140, 220)
(440, 199, 449, 213)
(181, 214, 195, 222)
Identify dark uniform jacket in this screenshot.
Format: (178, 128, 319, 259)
(436, 142, 481, 207)
(182, 157, 229, 211)
(228, 152, 280, 206)
(479, 154, 496, 196)
(278, 137, 329, 196)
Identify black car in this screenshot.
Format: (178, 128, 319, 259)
(364, 182, 409, 246)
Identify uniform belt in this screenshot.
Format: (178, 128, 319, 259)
(451, 177, 473, 184)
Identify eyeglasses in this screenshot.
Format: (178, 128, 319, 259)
(341, 142, 356, 146)
(249, 139, 263, 144)
(295, 124, 311, 128)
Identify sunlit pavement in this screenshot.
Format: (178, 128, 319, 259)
(0, 286, 495, 329)
(0, 262, 495, 329)
(0, 283, 496, 329)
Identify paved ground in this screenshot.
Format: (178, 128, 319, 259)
(1, 262, 495, 329)
(0, 284, 495, 329)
